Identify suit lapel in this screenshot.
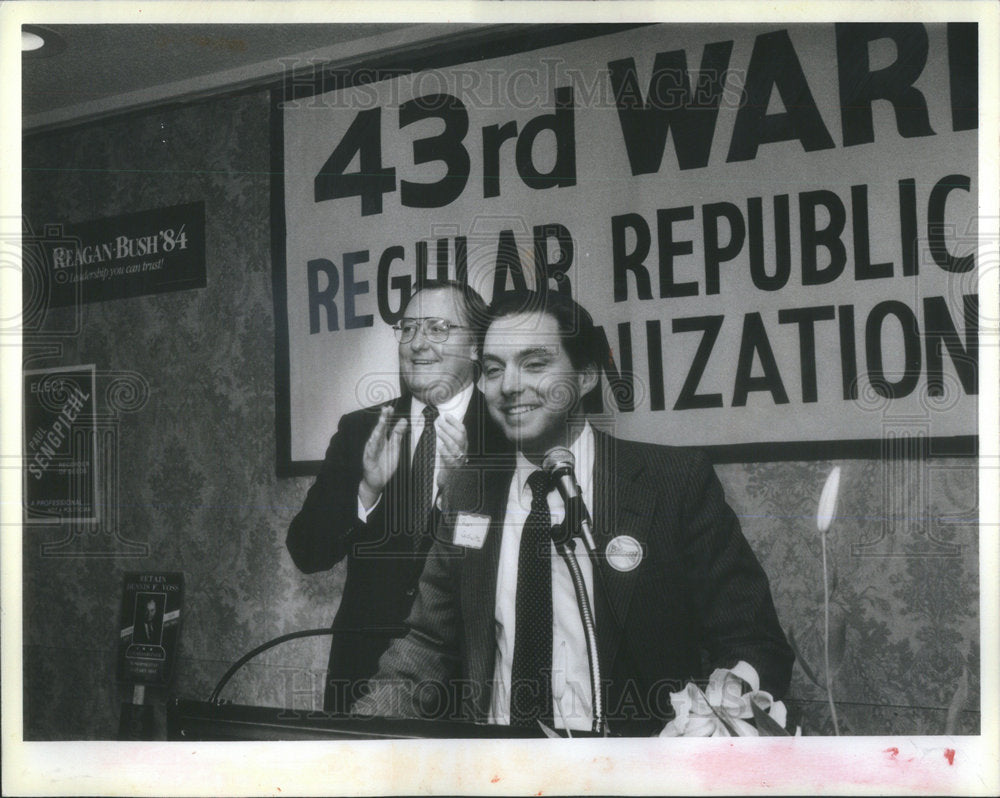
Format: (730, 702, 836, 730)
(591, 431, 653, 677)
(460, 460, 513, 720)
(463, 388, 509, 459)
(463, 389, 486, 456)
(455, 389, 514, 720)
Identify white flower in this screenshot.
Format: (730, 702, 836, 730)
(659, 661, 787, 737)
(817, 466, 841, 533)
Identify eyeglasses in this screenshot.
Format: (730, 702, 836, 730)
(392, 317, 470, 344)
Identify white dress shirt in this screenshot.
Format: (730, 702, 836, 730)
(357, 383, 474, 520)
(488, 422, 596, 731)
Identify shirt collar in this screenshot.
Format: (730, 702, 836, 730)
(514, 421, 594, 500)
(411, 381, 474, 422)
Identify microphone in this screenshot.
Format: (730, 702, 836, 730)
(542, 447, 597, 555)
(542, 446, 606, 734)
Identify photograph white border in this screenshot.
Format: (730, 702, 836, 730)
(2, 2, 997, 795)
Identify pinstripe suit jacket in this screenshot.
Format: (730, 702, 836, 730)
(355, 430, 793, 734)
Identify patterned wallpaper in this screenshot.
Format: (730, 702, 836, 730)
(21, 91, 979, 739)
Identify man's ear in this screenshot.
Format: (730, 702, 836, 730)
(578, 363, 599, 396)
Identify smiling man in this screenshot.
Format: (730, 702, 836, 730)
(286, 280, 508, 714)
(354, 289, 793, 734)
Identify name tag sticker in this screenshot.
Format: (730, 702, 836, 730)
(453, 513, 490, 549)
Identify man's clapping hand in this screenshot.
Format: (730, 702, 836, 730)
(359, 406, 408, 510)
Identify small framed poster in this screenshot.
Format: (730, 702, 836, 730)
(116, 572, 184, 685)
(23, 364, 97, 523)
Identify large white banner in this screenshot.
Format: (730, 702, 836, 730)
(277, 23, 978, 469)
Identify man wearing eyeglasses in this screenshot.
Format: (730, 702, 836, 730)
(287, 280, 509, 714)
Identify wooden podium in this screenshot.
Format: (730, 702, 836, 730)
(168, 698, 556, 740)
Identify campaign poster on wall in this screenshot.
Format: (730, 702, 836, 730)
(116, 572, 185, 686)
(274, 23, 979, 472)
(22, 364, 97, 522)
(40, 200, 206, 307)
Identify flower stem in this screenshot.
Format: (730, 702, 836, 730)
(821, 529, 840, 735)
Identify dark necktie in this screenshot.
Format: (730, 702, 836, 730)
(510, 469, 554, 728)
(410, 404, 439, 545)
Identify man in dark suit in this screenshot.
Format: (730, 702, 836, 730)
(287, 280, 508, 713)
(133, 597, 162, 645)
(354, 290, 793, 735)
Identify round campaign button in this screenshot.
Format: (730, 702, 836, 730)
(605, 535, 643, 572)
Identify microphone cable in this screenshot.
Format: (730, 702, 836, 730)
(208, 628, 334, 704)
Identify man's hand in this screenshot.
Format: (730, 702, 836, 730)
(435, 413, 468, 494)
(359, 406, 408, 510)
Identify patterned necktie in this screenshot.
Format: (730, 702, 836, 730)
(510, 469, 554, 728)
(410, 404, 439, 545)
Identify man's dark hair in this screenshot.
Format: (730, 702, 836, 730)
(486, 289, 607, 413)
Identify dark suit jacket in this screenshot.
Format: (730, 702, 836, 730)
(354, 431, 794, 734)
(286, 388, 509, 713)
(133, 617, 161, 645)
